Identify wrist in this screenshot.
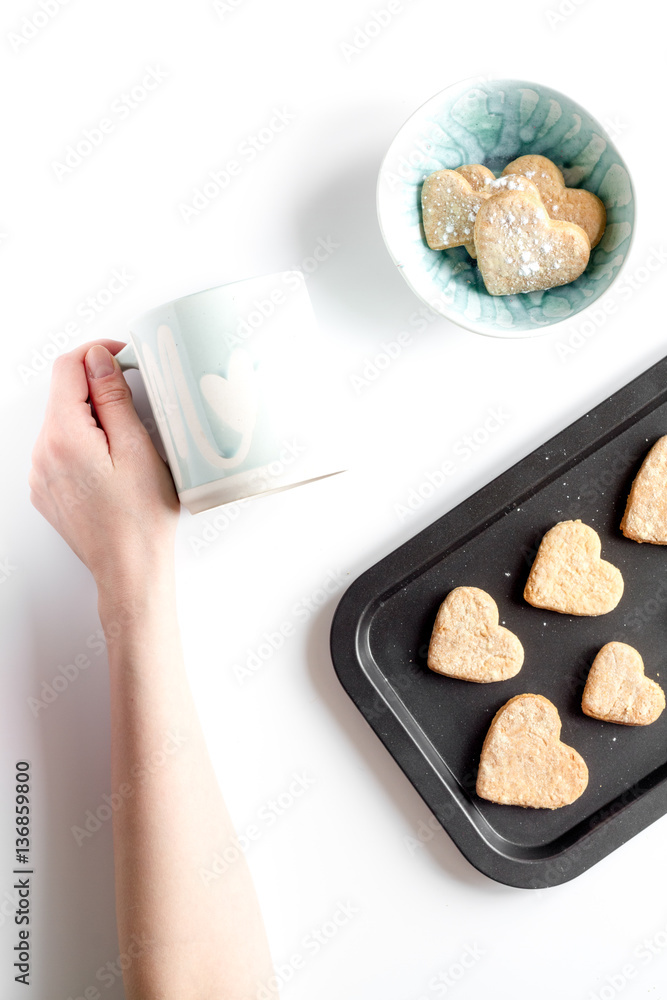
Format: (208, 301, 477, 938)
(97, 555, 183, 682)
(96, 547, 176, 623)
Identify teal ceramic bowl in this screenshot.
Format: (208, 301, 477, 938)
(377, 77, 635, 337)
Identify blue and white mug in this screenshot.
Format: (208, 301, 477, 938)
(116, 271, 343, 514)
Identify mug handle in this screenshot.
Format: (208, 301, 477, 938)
(115, 342, 139, 371)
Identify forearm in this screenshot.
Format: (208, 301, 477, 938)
(99, 562, 277, 1000)
(29, 345, 277, 995)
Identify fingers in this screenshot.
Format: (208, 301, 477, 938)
(46, 339, 129, 425)
(84, 345, 147, 457)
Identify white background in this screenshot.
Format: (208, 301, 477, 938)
(1, 1, 666, 998)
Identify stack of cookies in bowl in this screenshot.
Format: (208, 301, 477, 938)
(422, 154, 607, 295)
(376, 77, 636, 335)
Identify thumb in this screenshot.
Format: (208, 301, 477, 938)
(85, 344, 144, 451)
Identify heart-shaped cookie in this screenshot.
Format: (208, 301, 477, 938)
(456, 163, 496, 191)
(621, 436, 667, 543)
(474, 180, 590, 295)
(476, 693, 589, 809)
(523, 520, 623, 616)
(427, 586, 523, 682)
(582, 642, 665, 726)
(455, 164, 496, 257)
(502, 154, 606, 248)
(421, 170, 489, 251)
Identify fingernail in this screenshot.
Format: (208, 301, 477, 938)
(86, 345, 115, 379)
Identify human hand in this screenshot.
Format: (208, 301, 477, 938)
(29, 342, 180, 600)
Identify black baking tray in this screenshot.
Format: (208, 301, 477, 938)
(330, 353, 667, 889)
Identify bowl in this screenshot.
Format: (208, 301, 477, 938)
(376, 77, 635, 337)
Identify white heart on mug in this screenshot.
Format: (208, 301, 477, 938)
(200, 349, 258, 436)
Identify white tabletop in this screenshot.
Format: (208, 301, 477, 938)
(1, 1, 666, 997)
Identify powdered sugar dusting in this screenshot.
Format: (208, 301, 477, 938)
(422, 170, 487, 251)
(476, 188, 588, 294)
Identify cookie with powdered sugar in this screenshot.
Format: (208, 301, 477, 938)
(427, 586, 523, 683)
(523, 520, 623, 616)
(502, 154, 606, 248)
(474, 179, 590, 295)
(421, 169, 489, 251)
(455, 163, 496, 257)
(621, 436, 667, 543)
(582, 642, 665, 726)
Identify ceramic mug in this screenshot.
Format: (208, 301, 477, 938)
(115, 271, 343, 514)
